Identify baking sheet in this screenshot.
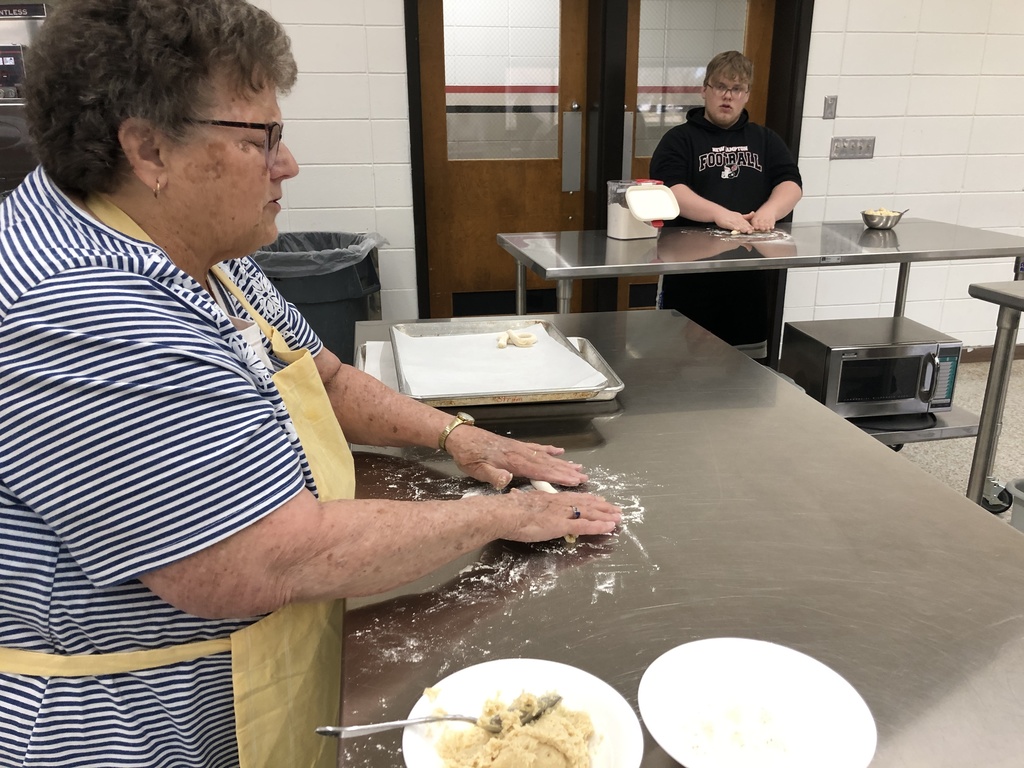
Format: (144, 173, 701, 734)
(390, 320, 607, 401)
(357, 330, 624, 406)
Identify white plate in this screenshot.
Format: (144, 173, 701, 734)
(401, 658, 643, 768)
(638, 638, 877, 768)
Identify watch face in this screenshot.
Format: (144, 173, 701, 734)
(458, 412, 474, 424)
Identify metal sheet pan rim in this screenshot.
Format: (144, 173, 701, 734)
(389, 318, 580, 351)
(356, 335, 624, 407)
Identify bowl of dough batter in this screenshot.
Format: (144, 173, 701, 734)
(861, 207, 906, 230)
(401, 658, 643, 768)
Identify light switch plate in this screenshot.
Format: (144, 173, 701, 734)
(830, 136, 875, 160)
(823, 95, 837, 120)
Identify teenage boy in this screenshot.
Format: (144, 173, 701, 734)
(650, 50, 802, 357)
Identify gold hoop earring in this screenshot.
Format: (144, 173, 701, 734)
(153, 180, 161, 199)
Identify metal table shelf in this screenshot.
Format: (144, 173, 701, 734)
(854, 404, 979, 446)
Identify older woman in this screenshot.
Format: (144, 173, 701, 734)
(0, 2, 621, 767)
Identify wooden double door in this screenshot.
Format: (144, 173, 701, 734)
(415, 0, 780, 318)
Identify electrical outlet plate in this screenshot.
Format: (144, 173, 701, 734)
(830, 136, 875, 160)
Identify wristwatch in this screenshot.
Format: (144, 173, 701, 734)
(438, 411, 475, 452)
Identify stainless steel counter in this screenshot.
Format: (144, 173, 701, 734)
(498, 220, 1024, 295)
(341, 310, 1024, 767)
(498, 220, 1024, 368)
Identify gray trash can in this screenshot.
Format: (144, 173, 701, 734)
(253, 232, 385, 365)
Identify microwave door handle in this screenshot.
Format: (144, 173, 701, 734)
(919, 352, 938, 401)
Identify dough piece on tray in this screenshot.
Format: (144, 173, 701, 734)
(496, 328, 538, 348)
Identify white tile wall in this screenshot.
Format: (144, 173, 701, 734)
(846, 0, 920, 33)
(795, 0, 1024, 346)
(810, 0, 850, 32)
(268, 0, 412, 321)
(267, 0, 1024, 344)
(906, 76, 979, 116)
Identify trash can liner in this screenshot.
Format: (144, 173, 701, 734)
(253, 231, 388, 278)
(250, 231, 384, 365)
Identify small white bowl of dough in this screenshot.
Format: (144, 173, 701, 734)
(401, 658, 643, 768)
(861, 207, 906, 230)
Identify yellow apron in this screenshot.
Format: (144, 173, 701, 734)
(0, 195, 353, 768)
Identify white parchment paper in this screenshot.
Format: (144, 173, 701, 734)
(361, 341, 400, 390)
(390, 323, 608, 398)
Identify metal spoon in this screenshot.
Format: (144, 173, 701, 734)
(316, 693, 562, 739)
(315, 714, 501, 738)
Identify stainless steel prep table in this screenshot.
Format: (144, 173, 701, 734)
(340, 310, 1024, 768)
(497, 220, 1024, 318)
(967, 280, 1024, 506)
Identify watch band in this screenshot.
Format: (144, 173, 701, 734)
(438, 412, 474, 452)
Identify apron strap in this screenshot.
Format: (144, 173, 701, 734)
(209, 264, 301, 363)
(0, 636, 231, 677)
(84, 193, 154, 243)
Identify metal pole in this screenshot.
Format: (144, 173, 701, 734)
(515, 262, 526, 316)
(967, 305, 1021, 504)
(556, 279, 573, 314)
(893, 262, 911, 316)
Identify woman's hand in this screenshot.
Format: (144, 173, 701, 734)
(496, 488, 621, 542)
(444, 425, 588, 490)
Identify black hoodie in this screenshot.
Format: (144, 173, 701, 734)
(647, 108, 802, 347)
(649, 107, 802, 227)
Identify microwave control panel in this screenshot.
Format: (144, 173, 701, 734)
(933, 344, 961, 409)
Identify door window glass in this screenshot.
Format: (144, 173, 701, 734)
(443, 0, 560, 160)
(636, 0, 748, 157)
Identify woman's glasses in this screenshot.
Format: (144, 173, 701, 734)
(706, 82, 749, 98)
(192, 119, 284, 169)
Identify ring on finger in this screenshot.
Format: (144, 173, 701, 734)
(571, 506, 580, 519)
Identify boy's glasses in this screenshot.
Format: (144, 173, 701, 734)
(706, 82, 749, 98)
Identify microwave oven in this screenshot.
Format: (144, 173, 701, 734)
(779, 317, 961, 418)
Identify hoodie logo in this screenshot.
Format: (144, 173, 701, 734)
(698, 145, 762, 178)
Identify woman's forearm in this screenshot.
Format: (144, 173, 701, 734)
(139, 487, 620, 618)
(316, 347, 454, 449)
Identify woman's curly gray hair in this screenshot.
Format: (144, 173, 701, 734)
(24, 0, 298, 197)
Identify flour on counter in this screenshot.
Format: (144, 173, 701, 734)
(347, 463, 655, 671)
(592, 572, 618, 604)
(709, 228, 792, 242)
(344, 461, 654, 767)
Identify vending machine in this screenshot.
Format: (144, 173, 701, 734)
(0, 3, 48, 197)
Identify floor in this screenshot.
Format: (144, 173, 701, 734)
(896, 358, 1024, 523)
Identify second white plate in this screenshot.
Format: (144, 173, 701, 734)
(638, 637, 877, 768)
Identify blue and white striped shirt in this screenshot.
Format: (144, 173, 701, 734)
(0, 168, 323, 767)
